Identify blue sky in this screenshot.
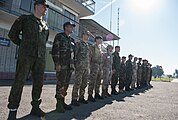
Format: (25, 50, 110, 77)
(86, 0, 178, 75)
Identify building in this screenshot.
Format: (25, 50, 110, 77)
(0, 0, 95, 79)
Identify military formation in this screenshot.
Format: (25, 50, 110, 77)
(6, 0, 152, 119)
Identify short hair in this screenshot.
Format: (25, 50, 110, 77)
(115, 46, 120, 49)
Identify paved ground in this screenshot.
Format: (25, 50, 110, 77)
(0, 81, 178, 120)
(172, 79, 178, 82)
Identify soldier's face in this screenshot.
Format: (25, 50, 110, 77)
(65, 25, 74, 34)
(36, 4, 48, 16)
(108, 47, 113, 52)
(83, 34, 90, 41)
(115, 47, 120, 52)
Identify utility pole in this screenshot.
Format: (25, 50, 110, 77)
(117, 8, 120, 45)
(110, 0, 112, 45)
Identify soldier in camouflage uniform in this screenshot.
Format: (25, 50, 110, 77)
(147, 63, 152, 85)
(7, 0, 49, 119)
(125, 54, 133, 91)
(148, 63, 152, 85)
(137, 58, 142, 88)
(102, 45, 113, 98)
(111, 46, 121, 95)
(52, 22, 76, 113)
(140, 59, 148, 87)
(71, 31, 90, 106)
(131, 57, 138, 89)
(119, 56, 126, 93)
(87, 36, 103, 102)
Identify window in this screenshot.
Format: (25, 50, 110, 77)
(20, 0, 32, 12)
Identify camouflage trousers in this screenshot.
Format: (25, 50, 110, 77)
(111, 69, 119, 91)
(8, 56, 45, 109)
(137, 72, 142, 87)
(88, 64, 102, 95)
(72, 67, 89, 100)
(102, 67, 112, 92)
(131, 71, 137, 88)
(55, 66, 72, 99)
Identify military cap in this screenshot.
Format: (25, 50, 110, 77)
(34, 0, 49, 8)
(122, 56, 126, 59)
(107, 45, 113, 50)
(81, 31, 91, 36)
(63, 22, 76, 28)
(142, 59, 147, 62)
(128, 54, 133, 57)
(138, 58, 142, 60)
(95, 36, 103, 40)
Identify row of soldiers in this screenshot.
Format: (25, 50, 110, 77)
(6, 0, 152, 119)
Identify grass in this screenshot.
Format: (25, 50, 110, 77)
(152, 77, 173, 82)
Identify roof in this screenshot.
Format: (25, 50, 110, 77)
(79, 19, 120, 41)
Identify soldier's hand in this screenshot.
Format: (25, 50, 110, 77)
(55, 64, 61, 72)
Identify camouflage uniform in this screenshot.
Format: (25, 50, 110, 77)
(72, 40, 90, 100)
(7, 14, 49, 109)
(137, 61, 142, 88)
(52, 32, 75, 99)
(119, 61, 126, 91)
(141, 62, 148, 87)
(111, 51, 120, 93)
(125, 59, 133, 90)
(131, 61, 137, 88)
(102, 52, 113, 95)
(88, 44, 102, 95)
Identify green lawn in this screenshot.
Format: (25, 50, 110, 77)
(152, 77, 173, 82)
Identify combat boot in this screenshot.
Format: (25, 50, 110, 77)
(71, 99, 80, 106)
(62, 98, 72, 110)
(79, 98, 88, 104)
(30, 99, 45, 117)
(30, 107, 45, 117)
(94, 93, 104, 99)
(87, 94, 96, 102)
(56, 98, 65, 113)
(7, 110, 17, 120)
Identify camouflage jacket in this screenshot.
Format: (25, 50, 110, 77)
(126, 59, 133, 75)
(8, 14, 49, 59)
(52, 32, 76, 66)
(75, 40, 90, 68)
(137, 62, 142, 74)
(102, 52, 113, 70)
(119, 61, 126, 79)
(112, 51, 121, 71)
(90, 44, 102, 65)
(141, 64, 148, 79)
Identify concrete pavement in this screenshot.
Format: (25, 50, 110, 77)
(0, 81, 178, 120)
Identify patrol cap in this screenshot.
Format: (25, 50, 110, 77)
(142, 59, 147, 62)
(107, 45, 113, 50)
(63, 22, 76, 28)
(128, 54, 133, 57)
(138, 58, 142, 60)
(81, 31, 91, 36)
(122, 56, 126, 59)
(34, 0, 49, 8)
(95, 36, 103, 40)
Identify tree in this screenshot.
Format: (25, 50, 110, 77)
(175, 69, 178, 78)
(152, 65, 164, 78)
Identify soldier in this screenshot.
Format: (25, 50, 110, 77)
(102, 45, 113, 98)
(140, 59, 148, 87)
(137, 58, 142, 88)
(52, 22, 76, 113)
(71, 31, 90, 106)
(147, 63, 152, 85)
(7, 0, 49, 119)
(111, 46, 121, 95)
(87, 36, 103, 102)
(148, 64, 152, 85)
(131, 57, 138, 89)
(125, 54, 133, 91)
(119, 56, 126, 93)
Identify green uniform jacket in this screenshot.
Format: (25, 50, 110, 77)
(8, 14, 49, 59)
(52, 32, 76, 66)
(112, 51, 121, 70)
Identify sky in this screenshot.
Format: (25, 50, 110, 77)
(86, 0, 178, 75)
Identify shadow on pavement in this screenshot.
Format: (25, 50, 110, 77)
(17, 85, 153, 120)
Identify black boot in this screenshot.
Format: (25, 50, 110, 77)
(7, 110, 17, 120)
(79, 98, 88, 104)
(30, 107, 45, 117)
(94, 93, 104, 99)
(30, 99, 45, 117)
(71, 99, 80, 106)
(62, 98, 72, 110)
(56, 98, 65, 113)
(87, 94, 96, 102)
